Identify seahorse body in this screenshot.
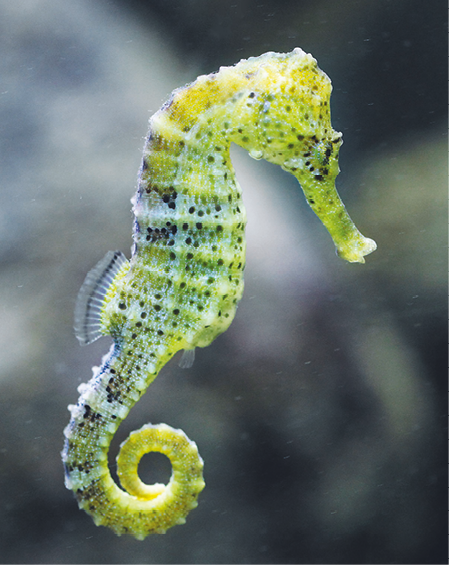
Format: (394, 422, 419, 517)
(62, 48, 376, 540)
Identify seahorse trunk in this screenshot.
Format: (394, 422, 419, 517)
(132, 118, 247, 350)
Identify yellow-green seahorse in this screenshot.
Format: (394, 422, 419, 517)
(62, 48, 376, 539)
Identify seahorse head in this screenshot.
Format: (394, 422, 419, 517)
(226, 49, 342, 186)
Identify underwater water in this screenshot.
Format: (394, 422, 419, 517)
(0, 0, 446, 563)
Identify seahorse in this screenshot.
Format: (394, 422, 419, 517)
(62, 48, 376, 540)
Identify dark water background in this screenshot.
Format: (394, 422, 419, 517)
(0, 0, 446, 563)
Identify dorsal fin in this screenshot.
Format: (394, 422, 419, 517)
(74, 250, 129, 345)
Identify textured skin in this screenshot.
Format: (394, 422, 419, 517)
(62, 49, 376, 540)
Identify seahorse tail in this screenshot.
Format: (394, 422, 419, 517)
(114, 423, 205, 537)
(62, 344, 205, 539)
(64, 419, 204, 539)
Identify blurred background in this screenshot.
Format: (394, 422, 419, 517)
(0, 0, 446, 563)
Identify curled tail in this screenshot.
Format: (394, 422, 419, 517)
(62, 343, 205, 539)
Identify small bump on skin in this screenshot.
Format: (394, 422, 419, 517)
(63, 48, 376, 540)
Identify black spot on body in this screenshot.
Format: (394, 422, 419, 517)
(83, 405, 102, 422)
